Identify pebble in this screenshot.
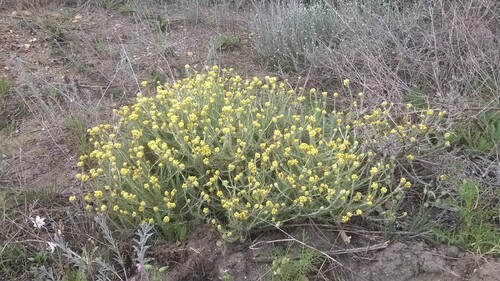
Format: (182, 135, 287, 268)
(444, 245, 460, 258)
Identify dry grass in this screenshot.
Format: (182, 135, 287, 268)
(251, 0, 500, 112)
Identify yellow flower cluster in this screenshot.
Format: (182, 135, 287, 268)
(73, 66, 446, 235)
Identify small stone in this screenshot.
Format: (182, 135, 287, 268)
(48, 12, 62, 18)
(444, 245, 460, 258)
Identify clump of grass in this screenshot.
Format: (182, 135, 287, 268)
(215, 33, 240, 50)
(118, 2, 137, 14)
(432, 179, 500, 254)
(215, 33, 240, 51)
(0, 237, 29, 279)
(452, 110, 500, 155)
(250, 1, 335, 72)
(72, 66, 447, 239)
(406, 85, 428, 110)
(0, 76, 11, 109)
(43, 19, 65, 45)
(268, 245, 320, 281)
(64, 114, 93, 156)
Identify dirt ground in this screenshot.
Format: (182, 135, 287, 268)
(147, 224, 500, 281)
(0, 2, 498, 280)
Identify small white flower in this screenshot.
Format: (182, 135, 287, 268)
(47, 242, 57, 253)
(31, 216, 46, 229)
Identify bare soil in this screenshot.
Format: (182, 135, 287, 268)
(147, 224, 500, 281)
(0, 2, 498, 280)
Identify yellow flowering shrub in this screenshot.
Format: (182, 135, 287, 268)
(74, 66, 446, 238)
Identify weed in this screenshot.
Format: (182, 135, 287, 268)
(220, 270, 233, 281)
(432, 179, 500, 254)
(268, 244, 321, 281)
(0, 192, 28, 278)
(405, 208, 434, 236)
(43, 20, 65, 45)
(43, 88, 62, 105)
(94, 36, 108, 53)
(407, 85, 427, 110)
(28, 249, 49, 268)
(64, 114, 92, 156)
(119, 3, 137, 14)
(215, 34, 240, 51)
(110, 88, 126, 100)
(0, 243, 29, 279)
(148, 68, 166, 84)
(0, 76, 10, 109)
(453, 110, 500, 154)
(0, 76, 13, 130)
(142, 264, 168, 281)
(153, 15, 169, 33)
(156, 222, 187, 244)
